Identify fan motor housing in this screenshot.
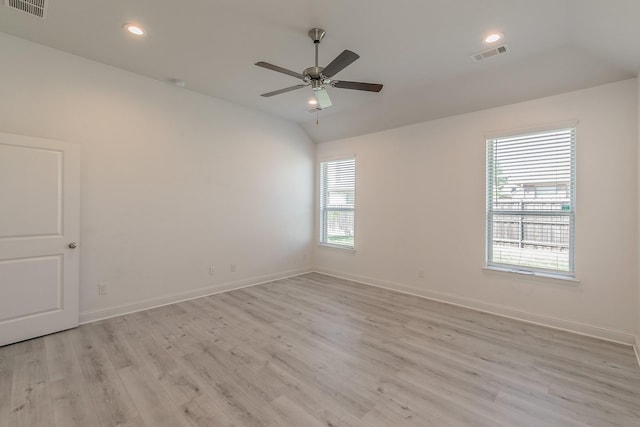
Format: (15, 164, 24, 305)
(303, 66, 324, 80)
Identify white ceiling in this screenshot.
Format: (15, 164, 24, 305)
(1, 0, 638, 142)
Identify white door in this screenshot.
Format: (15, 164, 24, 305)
(0, 132, 80, 347)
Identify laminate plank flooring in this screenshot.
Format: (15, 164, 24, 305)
(1, 272, 639, 426)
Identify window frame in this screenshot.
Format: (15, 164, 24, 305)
(319, 157, 356, 250)
(486, 126, 576, 278)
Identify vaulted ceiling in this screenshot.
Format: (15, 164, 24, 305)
(1, 0, 638, 142)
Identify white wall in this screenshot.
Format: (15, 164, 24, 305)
(316, 79, 639, 343)
(0, 33, 315, 320)
(1, 33, 637, 344)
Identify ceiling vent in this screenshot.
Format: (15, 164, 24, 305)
(5, 0, 48, 19)
(471, 44, 509, 62)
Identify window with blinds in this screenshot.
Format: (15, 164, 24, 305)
(486, 128, 575, 276)
(320, 158, 355, 248)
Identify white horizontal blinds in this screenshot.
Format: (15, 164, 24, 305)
(320, 158, 355, 248)
(487, 128, 575, 275)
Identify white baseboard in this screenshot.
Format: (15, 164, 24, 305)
(314, 268, 635, 346)
(80, 266, 638, 354)
(79, 268, 312, 324)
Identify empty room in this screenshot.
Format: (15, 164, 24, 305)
(1, 0, 640, 426)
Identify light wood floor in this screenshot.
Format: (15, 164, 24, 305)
(1, 273, 639, 427)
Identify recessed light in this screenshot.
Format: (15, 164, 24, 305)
(483, 32, 503, 45)
(308, 99, 318, 105)
(124, 24, 144, 36)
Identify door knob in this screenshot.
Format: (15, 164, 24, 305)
(68, 242, 78, 249)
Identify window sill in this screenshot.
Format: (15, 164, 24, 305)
(482, 266, 579, 284)
(318, 243, 356, 253)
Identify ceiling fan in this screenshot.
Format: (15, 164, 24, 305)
(255, 28, 383, 110)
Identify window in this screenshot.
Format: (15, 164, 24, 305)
(486, 127, 575, 276)
(320, 158, 355, 248)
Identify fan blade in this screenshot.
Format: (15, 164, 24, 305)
(255, 62, 305, 80)
(333, 81, 383, 92)
(322, 50, 360, 77)
(314, 88, 332, 109)
(261, 85, 306, 97)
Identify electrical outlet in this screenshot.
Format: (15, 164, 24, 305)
(98, 282, 108, 295)
(230, 264, 236, 273)
(209, 265, 215, 276)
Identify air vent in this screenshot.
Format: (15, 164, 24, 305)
(5, 0, 48, 19)
(471, 44, 509, 62)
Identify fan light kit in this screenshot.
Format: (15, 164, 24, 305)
(255, 28, 383, 110)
